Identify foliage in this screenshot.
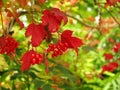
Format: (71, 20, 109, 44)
(0, 0, 120, 90)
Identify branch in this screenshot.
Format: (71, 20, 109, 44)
(65, 13, 98, 29)
(102, 6, 120, 26)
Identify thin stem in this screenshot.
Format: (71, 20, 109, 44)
(31, 0, 35, 22)
(103, 6, 120, 26)
(65, 13, 98, 29)
(98, 4, 102, 35)
(0, 12, 6, 35)
(7, 19, 15, 34)
(27, 72, 30, 90)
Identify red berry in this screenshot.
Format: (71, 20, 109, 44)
(101, 62, 119, 73)
(31, 58, 36, 65)
(47, 41, 69, 58)
(103, 53, 113, 60)
(32, 53, 35, 57)
(0, 36, 18, 55)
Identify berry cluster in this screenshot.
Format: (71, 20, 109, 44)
(31, 51, 43, 65)
(101, 41, 120, 74)
(0, 36, 18, 55)
(21, 50, 43, 71)
(113, 42, 120, 53)
(102, 62, 119, 73)
(103, 53, 113, 60)
(47, 41, 69, 58)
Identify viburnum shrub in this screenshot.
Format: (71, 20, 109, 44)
(21, 7, 83, 71)
(1, 0, 120, 90)
(0, 1, 83, 73)
(102, 42, 120, 73)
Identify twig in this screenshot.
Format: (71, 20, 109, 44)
(65, 13, 98, 29)
(102, 6, 120, 26)
(97, 4, 102, 35)
(0, 12, 6, 35)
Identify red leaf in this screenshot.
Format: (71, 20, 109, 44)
(16, 0, 27, 7)
(105, 0, 118, 6)
(69, 37, 83, 48)
(25, 23, 46, 47)
(61, 30, 83, 49)
(61, 30, 73, 38)
(37, 0, 46, 4)
(0, 0, 3, 8)
(52, 8, 68, 25)
(21, 50, 33, 71)
(42, 8, 68, 32)
(49, 15, 60, 32)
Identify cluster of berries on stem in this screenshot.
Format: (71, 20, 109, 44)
(0, 35, 18, 55)
(47, 41, 69, 58)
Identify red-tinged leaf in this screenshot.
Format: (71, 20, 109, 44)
(61, 30, 83, 49)
(0, 0, 3, 8)
(16, 0, 27, 7)
(42, 9, 60, 32)
(108, 37, 115, 43)
(105, 0, 118, 6)
(37, 0, 46, 4)
(69, 37, 83, 48)
(61, 30, 73, 38)
(48, 15, 60, 32)
(42, 10, 50, 26)
(21, 50, 33, 71)
(5, 9, 14, 17)
(42, 8, 68, 32)
(25, 23, 46, 47)
(52, 8, 68, 25)
(16, 18, 24, 30)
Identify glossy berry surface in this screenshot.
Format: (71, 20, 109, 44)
(21, 50, 43, 71)
(31, 52, 43, 65)
(47, 41, 69, 58)
(0, 36, 18, 55)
